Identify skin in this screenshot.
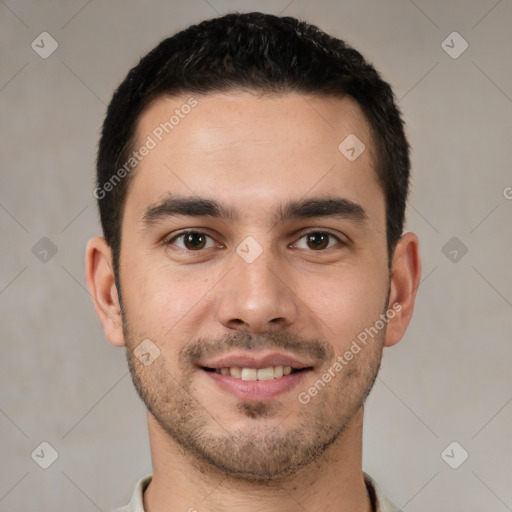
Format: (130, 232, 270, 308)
(86, 91, 421, 512)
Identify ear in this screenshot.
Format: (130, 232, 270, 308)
(85, 236, 125, 347)
(384, 231, 422, 348)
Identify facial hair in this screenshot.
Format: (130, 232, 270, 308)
(123, 316, 386, 483)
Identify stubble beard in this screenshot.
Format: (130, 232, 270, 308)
(123, 320, 385, 484)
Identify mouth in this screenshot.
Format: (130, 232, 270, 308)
(198, 352, 314, 401)
(202, 365, 308, 380)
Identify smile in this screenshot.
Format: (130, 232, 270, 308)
(201, 364, 311, 401)
(206, 365, 303, 380)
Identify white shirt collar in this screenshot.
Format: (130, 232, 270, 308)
(115, 472, 401, 512)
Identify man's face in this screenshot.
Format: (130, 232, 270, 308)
(118, 92, 391, 480)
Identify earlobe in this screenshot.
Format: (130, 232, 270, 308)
(85, 236, 125, 347)
(384, 232, 422, 348)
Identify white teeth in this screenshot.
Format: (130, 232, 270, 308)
(241, 368, 257, 381)
(215, 364, 299, 380)
(257, 367, 274, 381)
(230, 367, 242, 378)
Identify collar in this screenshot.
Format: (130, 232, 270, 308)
(117, 472, 400, 512)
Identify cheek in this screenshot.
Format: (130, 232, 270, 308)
(120, 254, 220, 338)
(297, 261, 388, 345)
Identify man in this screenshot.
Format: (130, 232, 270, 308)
(86, 12, 421, 512)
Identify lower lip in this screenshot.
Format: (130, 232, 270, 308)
(203, 369, 310, 401)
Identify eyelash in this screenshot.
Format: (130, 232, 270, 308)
(164, 229, 346, 252)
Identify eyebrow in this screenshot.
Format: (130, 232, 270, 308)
(141, 195, 369, 228)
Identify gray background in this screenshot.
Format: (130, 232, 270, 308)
(1, 0, 511, 510)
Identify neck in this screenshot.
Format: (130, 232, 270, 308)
(143, 407, 372, 512)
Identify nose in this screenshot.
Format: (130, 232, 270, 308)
(216, 243, 299, 333)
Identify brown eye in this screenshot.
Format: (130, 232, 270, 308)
(306, 233, 329, 250)
(183, 232, 207, 250)
(293, 231, 342, 251)
(168, 231, 215, 251)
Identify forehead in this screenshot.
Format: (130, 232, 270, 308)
(125, 91, 383, 227)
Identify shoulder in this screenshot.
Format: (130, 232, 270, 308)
(112, 474, 152, 512)
(363, 472, 402, 512)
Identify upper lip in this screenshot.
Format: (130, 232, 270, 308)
(201, 351, 313, 370)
